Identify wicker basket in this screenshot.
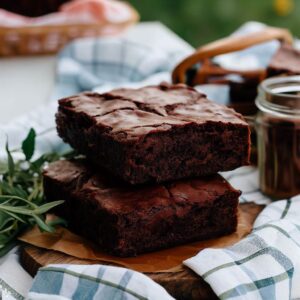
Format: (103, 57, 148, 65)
(172, 26, 293, 85)
(0, 9, 139, 56)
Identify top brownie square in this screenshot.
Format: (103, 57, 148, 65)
(56, 82, 250, 184)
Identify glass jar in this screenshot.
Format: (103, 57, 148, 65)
(255, 76, 300, 199)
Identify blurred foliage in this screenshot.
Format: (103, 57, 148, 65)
(129, 0, 300, 47)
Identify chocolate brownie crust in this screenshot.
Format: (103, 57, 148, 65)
(56, 83, 250, 184)
(43, 160, 240, 257)
(267, 44, 300, 77)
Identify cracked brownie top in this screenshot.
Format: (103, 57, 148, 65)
(58, 82, 248, 141)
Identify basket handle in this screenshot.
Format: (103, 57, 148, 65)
(172, 27, 293, 84)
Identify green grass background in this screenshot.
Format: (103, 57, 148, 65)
(129, 0, 300, 46)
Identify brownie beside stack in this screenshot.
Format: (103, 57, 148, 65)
(44, 82, 250, 257)
(230, 43, 300, 113)
(267, 43, 300, 77)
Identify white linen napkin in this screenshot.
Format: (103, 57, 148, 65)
(0, 248, 32, 300)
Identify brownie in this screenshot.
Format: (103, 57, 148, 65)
(227, 44, 300, 118)
(267, 43, 300, 77)
(43, 159, 240, 257)
(56, 83, 250, 184)
(229, 44, 300, 112)
(229, 77, 260, 115)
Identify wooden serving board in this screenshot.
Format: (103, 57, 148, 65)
(20, 203, 263, 300)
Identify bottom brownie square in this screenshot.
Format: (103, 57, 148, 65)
(43, 160, 240, 257)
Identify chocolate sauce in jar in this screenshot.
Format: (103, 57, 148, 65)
(255, 76, 300, 199)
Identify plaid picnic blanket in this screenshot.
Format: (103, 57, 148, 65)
(28, 264, 174, 300)
(185, 196, 300, 300)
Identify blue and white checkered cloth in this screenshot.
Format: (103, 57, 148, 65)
(28, 264, 173, 300)
(53, 37, 184, 99)
(1, 22, 300, 300)
(185, 196, 300, 300)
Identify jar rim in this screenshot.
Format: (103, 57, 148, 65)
(256, 76, 300, 117)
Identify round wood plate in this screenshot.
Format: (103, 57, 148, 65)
(20, 203, 263, 300)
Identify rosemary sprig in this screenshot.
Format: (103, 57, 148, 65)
(0, 128, 69, 257)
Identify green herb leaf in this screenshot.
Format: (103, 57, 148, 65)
(0, 204, 34, 216)
(0, 128, 73, 257)
(33, 200, 64, 215)
(0, 161, 8, 174)
(0, 195, 37, 208)
(47, 217, 67, 227)
(32, 214, 54, 232)
(0, 240, 17, 257)
(0, 182, 28, 199)
(21, 128, 36, 161)
(5, 139, 14, 178)
(0, 211, 15, 230)
(3, 210, 26, 223)
(0, 221, 17, 234)
(31, 154, 47, 171)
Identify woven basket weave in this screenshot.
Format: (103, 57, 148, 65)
(0, 8, 138, 56)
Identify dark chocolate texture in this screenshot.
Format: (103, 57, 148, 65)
(56, 82, 250, 184)
(267, 43, 300, 77)
(43, 159, 240, 257)
(228, 44, 300, 116)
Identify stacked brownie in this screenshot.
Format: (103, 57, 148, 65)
(44, 82, 251, 257)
